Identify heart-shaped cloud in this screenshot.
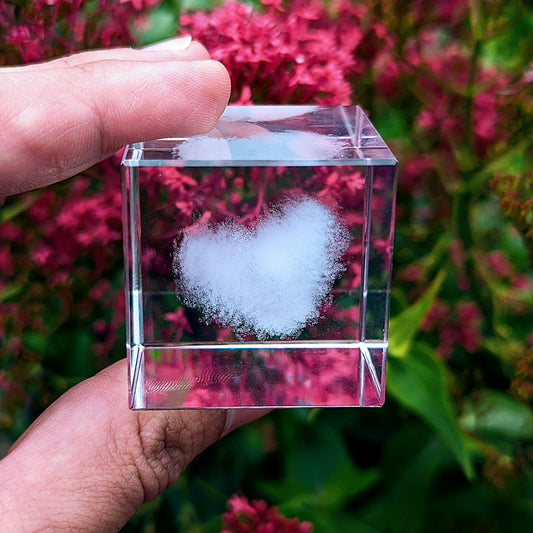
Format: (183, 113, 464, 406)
(173, 196, 350, 339)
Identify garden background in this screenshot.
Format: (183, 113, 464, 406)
(1, 0, 533, 531)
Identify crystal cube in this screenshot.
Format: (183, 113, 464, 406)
(121, 105, 398, 409)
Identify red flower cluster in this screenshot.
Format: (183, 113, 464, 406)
(28, 176, 122, 278)
(421, 300, 483, 359)
(180, 0, 379, 105)
(409, 39, 506, 155)
(222, 494, 313, 533)
(0, 164, 126, 373)
(0, 0, 157, 64)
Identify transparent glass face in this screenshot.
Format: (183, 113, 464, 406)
(122, 106, 397, 409)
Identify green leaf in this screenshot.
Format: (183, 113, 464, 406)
(0, 284, 23, 302)
(0, 194, 38, 222)
(372, 103, 411, 141)
(139, 5, 179, 46)
(481, 6, 533, 70)
(274, 460, 381, 533)
(470, 142, 531, 190)
(362, 434, 452, 533)
(22, 332, 48, 353)
(259, 479, 312, 505)
(285, 422, 350, 491)
(180, 0, 223, 9)
(387, 343, 475, 480)
(460, 390, 533, 442)
(388, 270, 445, 358)
(320, 461, 381, 510)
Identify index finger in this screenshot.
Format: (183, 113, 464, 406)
(0, 44, 231, 195)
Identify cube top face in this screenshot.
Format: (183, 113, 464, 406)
(121, 105, 397, 167)
(122, 106, 398, 409)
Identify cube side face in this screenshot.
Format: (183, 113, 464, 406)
(121, 106, 397, 409)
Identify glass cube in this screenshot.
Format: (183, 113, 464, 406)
(121, 105, 398, 409)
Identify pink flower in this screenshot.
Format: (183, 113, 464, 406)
(399, 154, 434, 192)
(484, 251, 512, 278)
(399, 264, 427, 283)
(163, 308, 193, 341)
(421, 300, 483, 357)
(120, 0, 160, 10)
(421, 301, 451, 332)
(456, 302, 482, 352)
(222, 494, 313, 533)
(6, 23, 47, 63)
(407, 31, 508, 154)
(181, 0, 360, 105)
(1, 0, 157, 65)
(0, 244, 15, 277)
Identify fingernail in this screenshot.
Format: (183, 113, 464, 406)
(143, 35, 192, 52)
(222, 408, 270, 437)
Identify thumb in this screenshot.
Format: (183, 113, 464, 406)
(0, 359, 266, 532)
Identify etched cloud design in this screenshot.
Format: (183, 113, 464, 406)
(173, 196, 350, 339)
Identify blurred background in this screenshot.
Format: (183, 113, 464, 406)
(1, 1, 532, 531)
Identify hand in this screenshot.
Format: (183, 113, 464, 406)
(0, 38, 267, 531)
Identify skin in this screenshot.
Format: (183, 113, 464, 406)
(0, 39, 267, 531)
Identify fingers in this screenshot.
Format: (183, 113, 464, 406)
(0, 41, 231, 196)
(0, 360, 267, 531)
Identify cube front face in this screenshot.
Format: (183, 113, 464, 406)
(122, 106, 397, 409)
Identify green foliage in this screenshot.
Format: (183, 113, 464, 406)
(140, 0, 224, 45)
(388, 270, 446, 359)
(388, 344, 475, 480)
